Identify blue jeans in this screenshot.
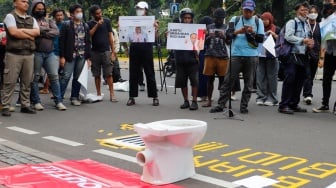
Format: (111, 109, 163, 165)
(31, 52, 62, 105)
(256, 57, 279, 104)
(59, 56, 85, 100)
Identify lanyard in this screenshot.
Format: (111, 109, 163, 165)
(307, 22, 316, 37)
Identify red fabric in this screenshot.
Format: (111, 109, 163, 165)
(261, 12, 276, 33)
(0, 159, 183, 188)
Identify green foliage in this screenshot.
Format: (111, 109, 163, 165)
(0, 0, 13, 21)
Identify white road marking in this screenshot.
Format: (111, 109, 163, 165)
(0, 138, 7, 142)
(326, 182, 336, 188)
(43, 136, 84, 147)
(233, 175, 279, 188)
(6, 126, 39, 135)
(92, 149, 239, 188)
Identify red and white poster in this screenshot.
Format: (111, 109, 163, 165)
(0, 159, 183, 188)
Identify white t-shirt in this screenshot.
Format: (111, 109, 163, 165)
(4, 13, 38, 29)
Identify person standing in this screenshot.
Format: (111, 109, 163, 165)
(278, 2, 314, 114)
(88, 5, 117, 102)
(30, 0, 67, 111)
(210, 0, 264, 114)
(126, 1, 159, 106)
(175, 8, 200, 110)
(255, 12, 280, 106)
(302, 5, 321, 105)
(1, 0, 40, 116)
(59, 4, 91, 106)
(202, 8, 229, 107)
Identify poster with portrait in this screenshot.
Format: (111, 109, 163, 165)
(166, 23, 206, 50)
(118, 16, 155, 43)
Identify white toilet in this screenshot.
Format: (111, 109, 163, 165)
(134, 119, 207, 185)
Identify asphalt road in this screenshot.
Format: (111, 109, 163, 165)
(0, 69, 336, 188)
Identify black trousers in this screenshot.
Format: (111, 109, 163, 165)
(129, 43, 158, 98)
(322, 53, 336, 106)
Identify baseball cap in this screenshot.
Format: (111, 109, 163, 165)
(135, 1, 148, 9)
(242, 0, 256, 11)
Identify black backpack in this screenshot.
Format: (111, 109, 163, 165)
(275, 20, 298, 62)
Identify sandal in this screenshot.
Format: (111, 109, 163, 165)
(110, 96, 118, 103)
(153, 98, 159, 106)
(126, 98, 135, 106)
(202, 102, 212, 108)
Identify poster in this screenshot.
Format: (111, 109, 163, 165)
(119, 16, 156, 43)
(320, 13, 336, 41)
(167, 23, 206, 50)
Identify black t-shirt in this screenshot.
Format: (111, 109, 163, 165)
(87, 18, 112, 52)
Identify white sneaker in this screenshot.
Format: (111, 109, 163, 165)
(56, 102, 67, 111)
(264, 101, 275, 106)
(231, 94, 237, 101)
(71, 99, 81, 106)
(256, 101, 264, 106)
(9, 106, 15, 112)
(303, 96, 312, 105)
(34, 103, 44, 111)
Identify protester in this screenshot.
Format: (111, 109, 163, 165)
(210, 0, 264, 114)
(88, 4, 117, 102)
(126, 1, 159, 106)
(59, 4, 91, 106)
(1, 0, 40, 116)
(202, 8, 229, 108)
(30, 0, 67, 111)
(302, 5, 321, 105)
(0, 23, 5, 88)
(278, 2, 314, 114)
(175, 8, 199, 110)
(256, 12, 280, 106)
(313, 2, 336, 113)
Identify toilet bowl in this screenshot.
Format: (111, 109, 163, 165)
(134, 119, 207, 185)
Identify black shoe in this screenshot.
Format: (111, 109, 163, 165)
(20, 107, 36, 114)
(126, 98, 135, 106)
(153, 98, 159, 106)
(278, 107, 294, 114)
(180, 101, 190, 109)
(290, 106, 307, 112)
(240, 108, 248, 114)
(2, 108, 11, 117)
(209, 106, 223, 113)
(189, 101, 198, 110)
(118, 78, 126, 83)
(312, 105, 329, 113)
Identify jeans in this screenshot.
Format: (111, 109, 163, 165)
(59, 55, 85, 100)
(31, 52, 62, 105)
(218, 56, 258, 110)
(256, 57, 279, 104)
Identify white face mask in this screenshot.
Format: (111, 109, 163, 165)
(136, 9, 145, 16)
(308, 13, 318, 20)
(75, 13, 83, 20)
(298, 15, 307, 22)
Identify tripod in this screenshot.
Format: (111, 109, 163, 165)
(215, 39, 243, 121)
(157, 35, 167, 93)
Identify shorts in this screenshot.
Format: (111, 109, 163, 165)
(91, 51, 113, 77)
(203, 56, 228, 76)
(175, 63, 199, 88)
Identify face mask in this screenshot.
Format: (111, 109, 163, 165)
(75, 13, 83, 20)
(298, 15, 307, 22)
(34, 11, 45, 18)
(307, 13, 318, 20)
(136, 9, 145, 16)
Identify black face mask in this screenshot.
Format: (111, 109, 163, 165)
(34, 11, 45, 18)
(322, 3, 335, 18)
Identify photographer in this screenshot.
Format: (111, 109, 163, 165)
(210, 0, 264, 114)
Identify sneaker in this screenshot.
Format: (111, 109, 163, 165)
(264, 101, 276, 106)
(71, 99, 81, 106)
(20, 107, 36, 114)
(2, 108, 11, 117)
(240, 108, 249, 114)
(56, 102, 67, 111)
(15, 101, 21, 107)
(303, 96, 312, 105)
(34, 103, 44, 111)
(231, 94, 237, 101)
(9, 106, 15, 112)
(180, 101, 190, 109)
(256, 101, 264, 106)
(312, 105, 329, 113)
(189, 101, 198, 110)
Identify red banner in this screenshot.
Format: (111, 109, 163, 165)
(0, 159, 183, 188)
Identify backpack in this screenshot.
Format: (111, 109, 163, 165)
(234, 16, 259, 31)
(275, 20, 297, 62)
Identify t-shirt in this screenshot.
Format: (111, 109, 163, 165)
(230, 16, 264, 57)
(4, 13, 38, 29)
(205, 23, 228, 58)
(74, 22, 85, 56)
(87, 18, 112, 52)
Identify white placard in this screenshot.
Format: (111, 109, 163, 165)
(118, 16, 155, 43)
(167, 23, 206, 50)
(262, 34, 276, 57)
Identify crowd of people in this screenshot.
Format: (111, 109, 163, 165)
(0, 0, 335, 117)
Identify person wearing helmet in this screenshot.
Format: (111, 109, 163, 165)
(126, 1, 159, 106)
(175, 8, 199, 110)
(202, 8, 229, 108)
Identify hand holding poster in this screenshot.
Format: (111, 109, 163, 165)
(119, 16, 155, 43)
(167, 23, 206, 50)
